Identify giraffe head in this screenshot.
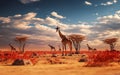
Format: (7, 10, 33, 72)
(48, 44, 51, 46)
(55, 26, 60, 32)
(9, 43, 11, 46)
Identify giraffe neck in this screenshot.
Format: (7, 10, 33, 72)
(9, 44, 12, 47)
(49, 45, 53, 48)
(87, 44, 91, 49)
(58, 30, 66, 39)
(48, 45, 51, 48)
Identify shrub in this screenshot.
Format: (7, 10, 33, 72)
(85, 51, 120, 67)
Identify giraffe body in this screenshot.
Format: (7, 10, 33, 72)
(87, 44, 96, 51)
(48, 44, 56, 56)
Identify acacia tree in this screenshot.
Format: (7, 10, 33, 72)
(103, 38, 118, 51)
(15, 36, 28, 53)
(68, 34, 85, 54)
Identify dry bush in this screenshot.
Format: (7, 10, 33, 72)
(85, 51, 120, 67)
(103, 38, 118, 51)
(78, 54, 88, 62)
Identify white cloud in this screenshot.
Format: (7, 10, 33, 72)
(98, 30, 120, 39)
(19, 0, 40, 4)
(45, 17, 59, 26)
(23, 12, 37, 20)
(14, 14, 22, 17)
(101, 2, 112, 6)
(92, 10, 120, 45)
(51, 11, 65, 19)
(31, 18, 44, 25)
(116, 10, 120, 14)
(0, 17, 11, 23)
(85, 1, 92, 6)
(87, 39, 103, 46)
(101, 0, 118, 6)
(0, 12, 37, 30)
(113, 0, 117, 3)
(13, 21, 31, 29)
(97, 12, 120, 24)
(95, 13, 99, 16)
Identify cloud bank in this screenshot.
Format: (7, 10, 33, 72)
(19, 0, 40, 4)
(101, 0, 118, 6)
(85, 1, 92, 6)
(51, 11, 66, 19)
(0, 11, 120, 50)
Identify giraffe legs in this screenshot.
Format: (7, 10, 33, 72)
(61, 39, 73, 56)
(74, 42, 81, 54)
(62, 44, 65, 56)
(50, 48, 56, 57)
(64, 45, 67, 56)
(76, 42, 80, 54)
(68, 42, 72, 56)
(78, 42, 81, 54)
(51, 49, 53, 56)
(62, 43, 67, 56)
(54, 49, 56, 56)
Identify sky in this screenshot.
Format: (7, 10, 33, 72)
(0, 0, 120, 50)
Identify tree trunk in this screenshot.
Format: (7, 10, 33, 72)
(75, 41, 80, 54)
(22, 43, 25, 53)
(110, 44, 114, 51)
(19, 42, 22, 52)
(73, 41, 78, 54)
(78, 42, 81, 54)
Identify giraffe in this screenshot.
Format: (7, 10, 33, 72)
(48, 44, 56, 56)
(9, 43, 16, 52)
(86, 44, 96, 51)
(56, 26, 72, 56)
(68, 34, 85, 54)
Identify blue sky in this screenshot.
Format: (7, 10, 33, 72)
(0, 0, 120, 23)
(0, 0, 120, 50)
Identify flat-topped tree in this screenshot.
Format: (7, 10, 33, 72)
(15, 36, 28, 53)
(68, 34, 85, 54)
(103, 38, 118, 51)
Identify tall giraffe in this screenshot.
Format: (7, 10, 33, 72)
(56, 26, 72, 56)
(9, 43, 16, 52)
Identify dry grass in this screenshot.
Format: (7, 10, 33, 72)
(0, 51, 120, 75)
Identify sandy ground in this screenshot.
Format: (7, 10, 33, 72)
(1, 63, 120, 75)
(0, 55, 120, 75)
